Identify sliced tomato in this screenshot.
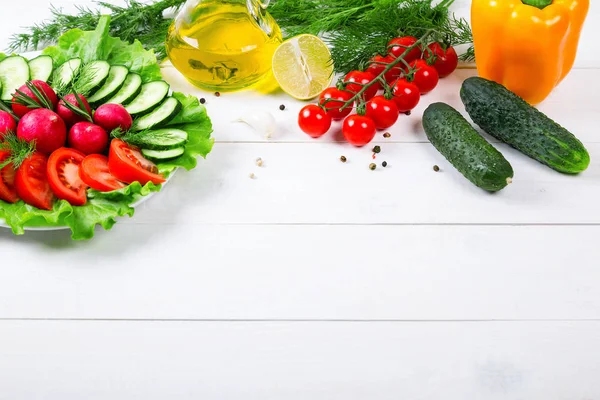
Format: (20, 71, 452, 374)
(15, 152, 54, 210)
(80, 154, 126, 192)
(47, 147, 88, 206)
(108, 139, 166, 185)
(0, 150, 18, 203)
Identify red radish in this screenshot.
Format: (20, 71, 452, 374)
(17, 109, 66, 154)
(11, 80, 58, 118)
(57, 94, 92, 127)
(0, 111, 17, 138)
(68, 122, 109, 155)
(93, 104, 133, 132)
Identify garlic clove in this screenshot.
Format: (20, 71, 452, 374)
(234, 109, 277, 139)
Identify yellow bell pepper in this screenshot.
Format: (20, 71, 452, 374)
(471, 0, 589, 105)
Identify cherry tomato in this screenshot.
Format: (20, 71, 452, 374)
(79, 154, 126, 192)
(365, 96, 399, 130)
(390, 78, 421, 113)
(367, 54, 403, 85)
(47, 147, 88, 206)
(408, 59, 439, 94)
(108, 139, 166, 185)
(318, 87, 354, 120)
(298, 104, 332, 138)
(388, 36, 421, 63)
(342, 115, 377, 147)
(0, 150, 18, 203)
(426, 43, 458, 78)
(15, 152, 54, 210)
(343, 71, 380, 101)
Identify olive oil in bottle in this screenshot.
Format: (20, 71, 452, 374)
(166, 0, 283, 91)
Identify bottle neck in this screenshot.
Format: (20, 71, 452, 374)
(247, 0, 273, 34)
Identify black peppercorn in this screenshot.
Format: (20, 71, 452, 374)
(279, 104, 286, 111)
(340, 156, 347, 163)
(199, 98, 206, 104)
(372, 145, 381, 154)
(433, 165, 440, 172)
(382, 161, 387, 167)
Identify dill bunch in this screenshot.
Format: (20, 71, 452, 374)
(269, 0, 474, 73)
(8, 0, 185, 60)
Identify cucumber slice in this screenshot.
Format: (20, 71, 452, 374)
(132, 97, 182, 131)
(52, 58, 82, 92)
(28, 55, 54, 82)
(0, 56, 30, 101)
(134, 128, 188, 150)
(125, 81, 170, 116)
(142, 147, 185, 162)
(75, 60, 111, 96)
(87, 65, 129, 105)
(105, 73, 142, 105)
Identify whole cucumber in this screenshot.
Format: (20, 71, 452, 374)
(460, 76, 590, 174)
(423, 102, 514, 192)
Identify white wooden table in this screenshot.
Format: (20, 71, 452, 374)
(1, 1, 600, 398)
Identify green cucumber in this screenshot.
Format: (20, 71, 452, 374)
(131, 97, 182, 131)
(422, 102, 514, 192)
(133, 128, 188, 150)
(0, 56, 30, 101)
(87, 65, 129, 105)
(74, 60, 111, 96)
(105, 73, 142, 105)
(460, 76, 590, 174)
(125, 81, 170, 116)
(52, 58, 82, 92)
(142, 147, 185, 161)
(28, 55, 54, 82)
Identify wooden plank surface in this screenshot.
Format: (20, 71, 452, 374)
(1, 320, 600, 399)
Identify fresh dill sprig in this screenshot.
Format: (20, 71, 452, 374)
(8, 0, 186, 60)
(270, 0, 474, 73)
(0, 131, 36, 170)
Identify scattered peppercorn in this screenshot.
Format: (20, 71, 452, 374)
(382, 161, 388, 167)
(405, 111, 411, 116)
(249, 173, 256, 179)
(215, 92, 221, 97)
(340, 155, 347, 163)
(372, 145, 381, 154)
(369, 163, 376, 170)
(200, 98, 206, 104)
(383, 132, 391, 138)
(279, 104, 286, 111)
(256, 158, 263, 167)
(433, 165, 440, 172)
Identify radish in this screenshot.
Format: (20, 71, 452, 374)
(11, 80, 58, 118)
(93, 104, 133, 132)
(17, 109, 67, 154)
(57, 94, 92, 127)
(68, 122, 109, 155)
(0, 111, 16, 138)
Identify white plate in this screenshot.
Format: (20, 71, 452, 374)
(0, 169, 176, 231)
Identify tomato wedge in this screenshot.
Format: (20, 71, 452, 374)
(80, 154, 126, 192)
(0, 150, 18, 203)
(15, 152, 54, 210)
(108, 139, 166, 185)
(47, 147, 88, 206)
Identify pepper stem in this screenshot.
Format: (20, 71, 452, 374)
(521, 0, 552, 9)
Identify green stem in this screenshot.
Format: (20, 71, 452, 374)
(521, 0, 553, 9)
(340, 30, 433, 111)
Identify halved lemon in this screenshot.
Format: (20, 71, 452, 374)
(271, 34, 334, 100)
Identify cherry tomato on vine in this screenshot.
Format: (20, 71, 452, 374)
(390, 78, 421, 113)
(426, 43, 458, 78)
(365, 96, 399, 130)
(366, 54, 402, 83)
(298, 104, 332, 138)
(342, 115, 376, 147)
(318, 87, 354, 120)
(343, 71, 380, 101)
(388, 36, 422, 63)
(408, 59, 439, 94)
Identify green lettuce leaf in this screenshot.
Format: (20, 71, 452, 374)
(0, 182, 161, 240)
(43, 15, 161, 83)
(158, 92, 215, 172)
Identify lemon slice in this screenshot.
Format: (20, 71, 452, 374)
(272, 34, 334, 100)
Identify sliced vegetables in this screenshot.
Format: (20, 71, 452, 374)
(0, 56, 30, 101)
